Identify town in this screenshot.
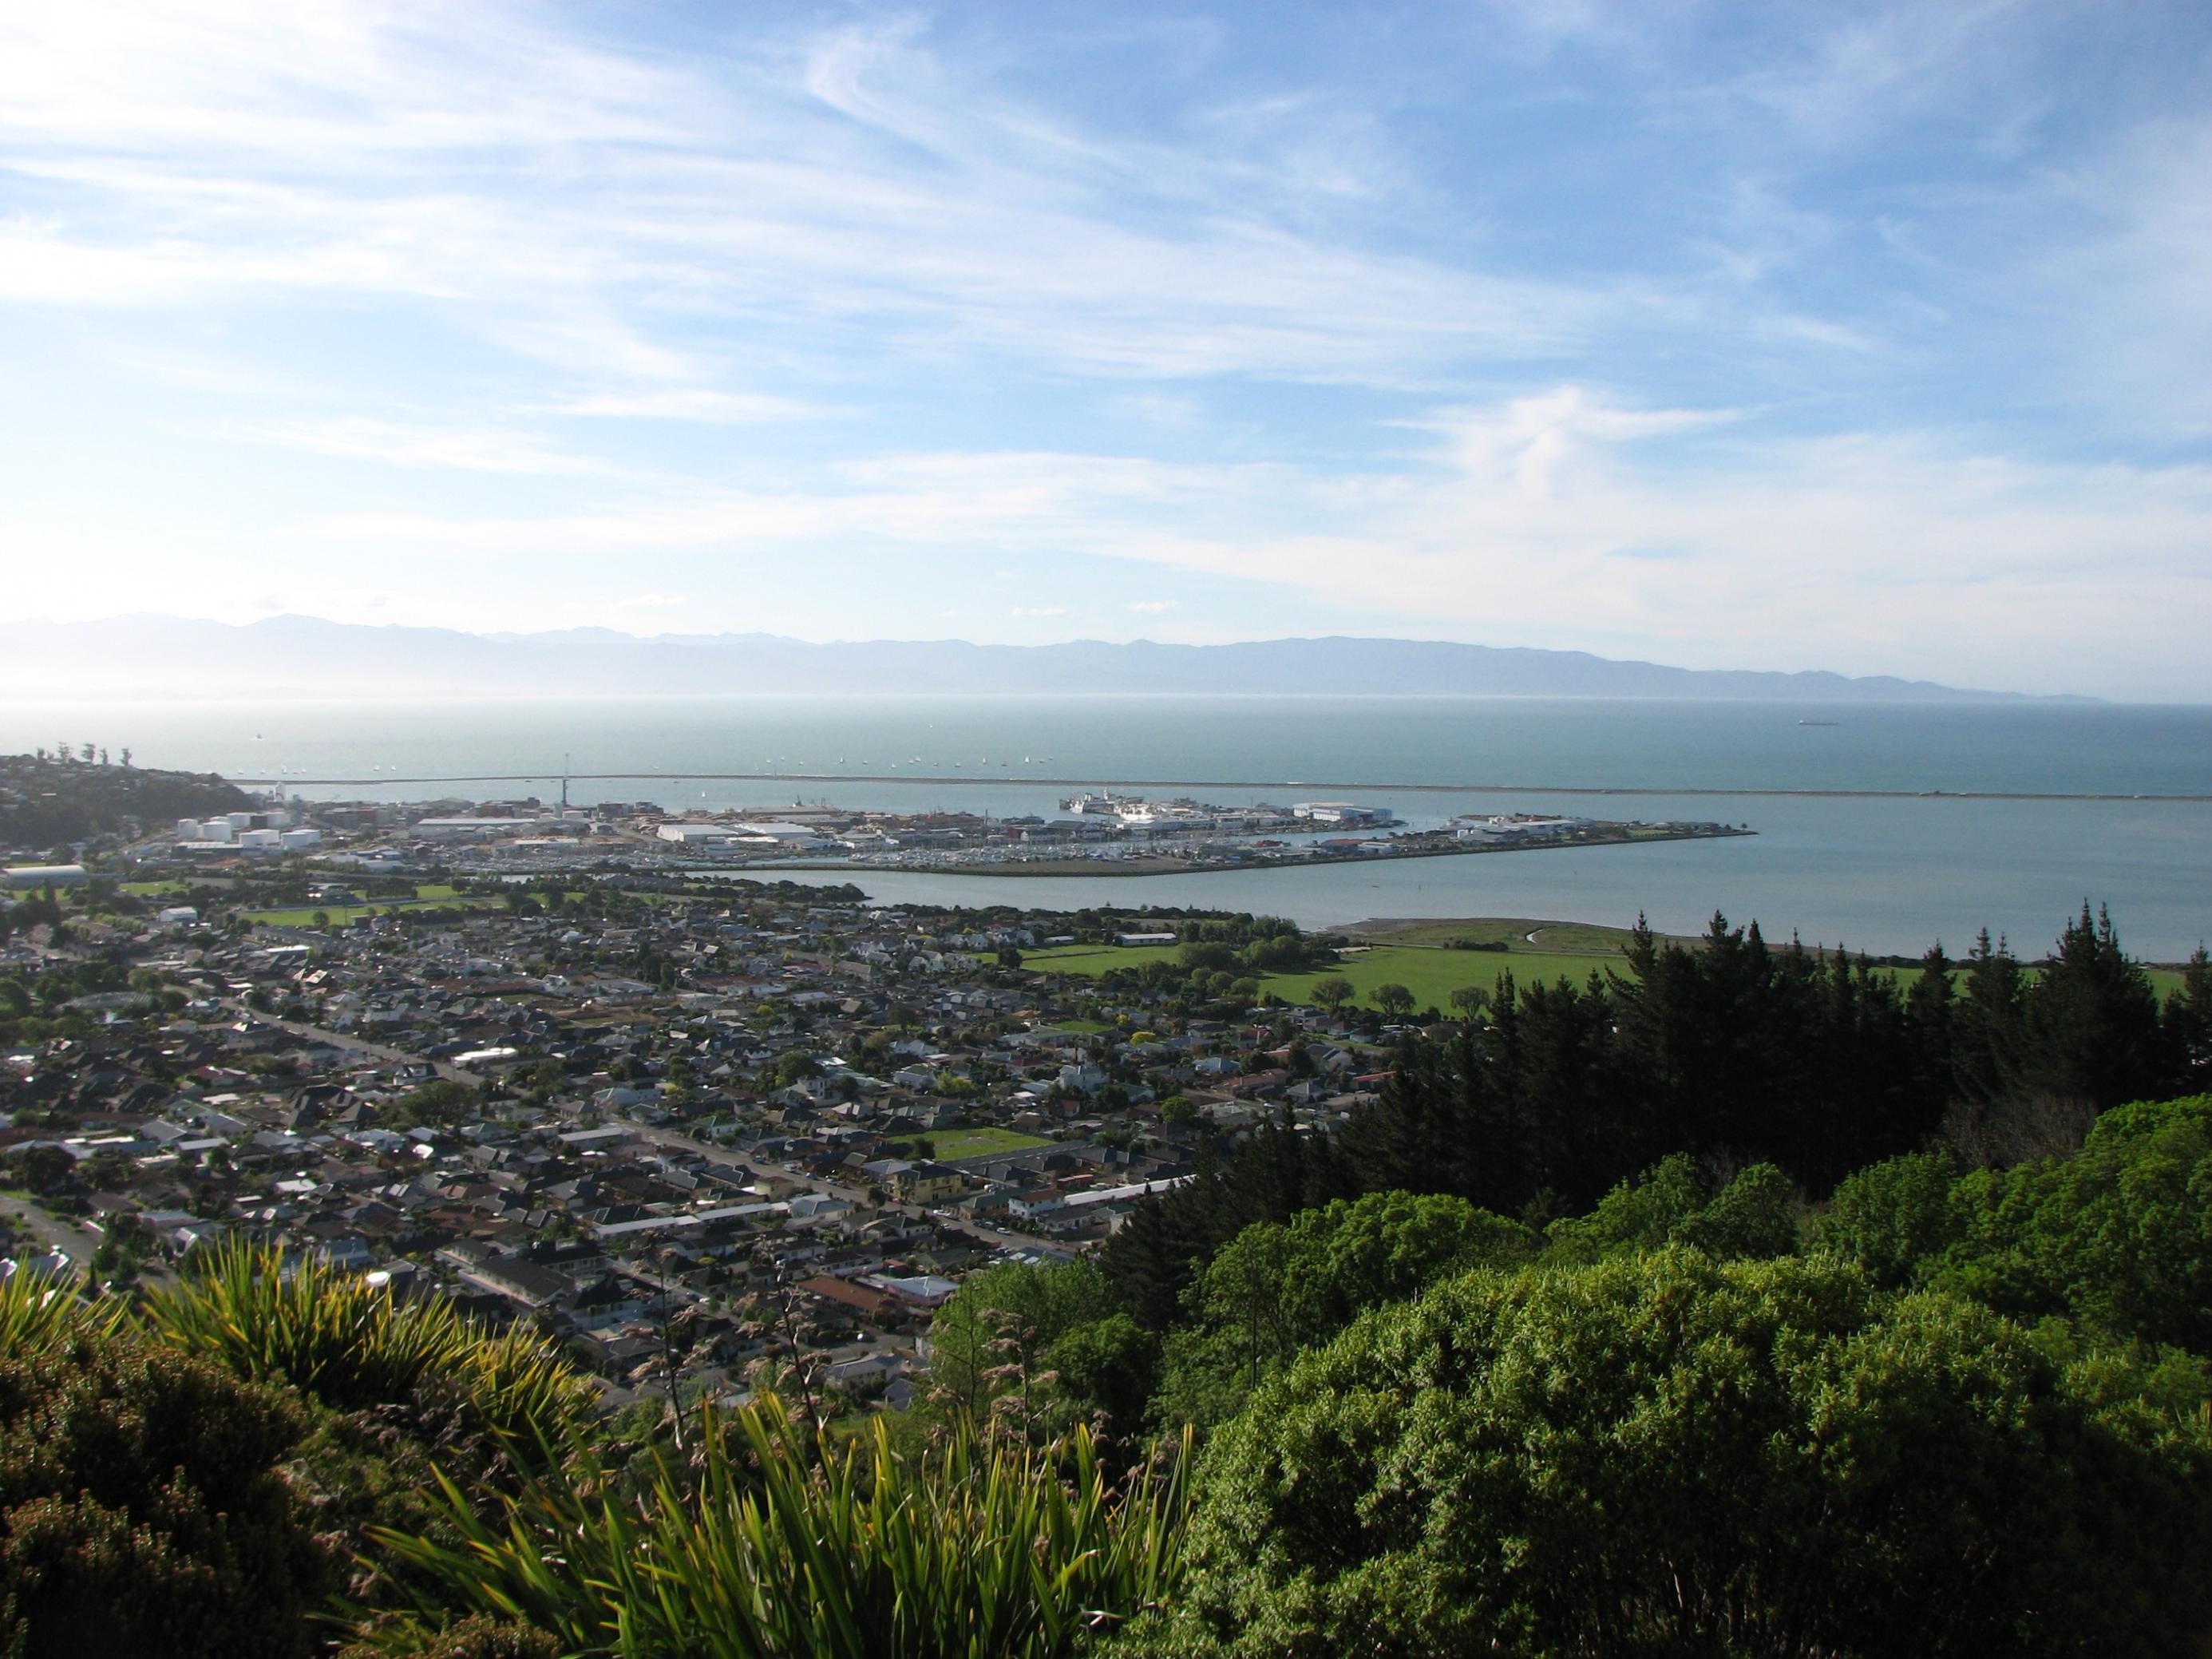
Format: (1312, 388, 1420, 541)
(2, 758, 1470, 1419)
(161, 782, 1745, 880)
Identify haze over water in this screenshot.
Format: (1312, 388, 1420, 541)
(17, 696, 2210, 961)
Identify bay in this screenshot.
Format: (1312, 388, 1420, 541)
(10, 696, 2209, 960)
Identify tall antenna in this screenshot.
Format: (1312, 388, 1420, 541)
(561, 753, 570, 810)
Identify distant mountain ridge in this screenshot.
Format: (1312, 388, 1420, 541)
(0, 613, 2083, 701)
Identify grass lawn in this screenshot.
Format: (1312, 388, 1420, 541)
(1023, 944, 1183, 976)
(121, 879, 189, 897)
(1344, 916, 1678, 953)
(932, 1126, 1054, 1162)
(243, 885, 510, 927)
(1021, 918, 2204, 1013)
(1263, 944, 1622, 1012)
(1028, 928, 1636, 1013)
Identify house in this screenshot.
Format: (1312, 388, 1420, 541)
(888, 1162, 968, 1206)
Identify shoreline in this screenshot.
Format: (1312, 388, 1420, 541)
(731, 824, 1751, 880)
(224, 770, 2212, 803)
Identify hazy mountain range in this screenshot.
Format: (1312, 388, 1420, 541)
(1, 614, 2079, 702)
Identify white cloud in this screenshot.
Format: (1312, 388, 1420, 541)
(1126, 600, 1180, 613)
(283, 388, 2212, 696)
(542, 389, 826, 424)
(0, 5, 1636, 390)
(231, 416, 617, 476)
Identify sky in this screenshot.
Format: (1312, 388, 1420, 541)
(2, 2, 2210, 699)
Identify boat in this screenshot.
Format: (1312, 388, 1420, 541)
(1797, 720, 1839, 727)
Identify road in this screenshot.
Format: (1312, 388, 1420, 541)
(0, 1189, 175, 1286)
(0, 1189, 106, 1267)
(626, 1122, 1062, 1256)
(217, 998, 482, 1084)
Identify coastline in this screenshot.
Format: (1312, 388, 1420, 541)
(735, 823, 1752, 880)
(225, 768, 2212, 803)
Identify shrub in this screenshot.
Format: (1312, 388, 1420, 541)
(0, 1301, 330, 1658)
(140, 1241, 593, 1451)
(350, 1395, 1189, 1659)
(1143, 1249, 2212, 1658)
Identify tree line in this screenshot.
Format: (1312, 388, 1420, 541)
(1102, 904, 2209, 1324)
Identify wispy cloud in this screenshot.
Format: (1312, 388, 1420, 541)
(3, 2, 2208, 694)
(286, 387, 2212, 695)
(235, 416, 618, 476)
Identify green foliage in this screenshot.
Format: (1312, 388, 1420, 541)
(382, 1079, 478, 1131)
(1155, 1192, 1532, 1430)
(1813, 1150, 1961, 1287)
(1142, 1250, 2212, 1659)
(348, 1395, 1189, 1659)
(1927, 1092, 2212, 1351)
(141, 1241, 594, 1449)
(926, 1259, 1131, 1425)
(1544, 1155, 1798, 1262)
(0, 1290, 330, 1659)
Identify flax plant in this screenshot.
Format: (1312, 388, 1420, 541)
(139, 1239, 594, 1447)
(351, 1392, 1190, 1659)
(0, 1264, 125, 1354)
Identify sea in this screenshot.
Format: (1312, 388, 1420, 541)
(10, 696, 2210, 962)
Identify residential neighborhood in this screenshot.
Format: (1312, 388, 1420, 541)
(2, 782, 1395, 1416)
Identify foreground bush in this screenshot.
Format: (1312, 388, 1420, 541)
(1141, 1249, 2212, 1658)
(351, 1394, 1189, 1659)
(0, 1273, 330, 1659)
(141, 1240, 596, 1451)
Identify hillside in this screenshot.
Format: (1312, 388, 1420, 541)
(0, 752, 249, 852)
(0, 613, 2079, 701)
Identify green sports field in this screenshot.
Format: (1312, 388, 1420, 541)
(1024, 922, 1639, 1014)
(931, 1126, 1054, 1161)
(1024, 921, 2191, 1011)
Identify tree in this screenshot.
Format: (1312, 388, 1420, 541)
(1155, 1191, 1531, 1430)
(2168, 945, 2212, 1090)
(1311, 976, 1355, 1014)
(1146, 1250, 2212, 1659)
(1929, 1092, 2212, 1352)
(0, 1308, 333, 1658)
(924, 1260, 1124, 1427)
(4, 1144, 74, 1197)
(1814, 1150, 1961, 1288)
(771, 1050, 820, 1090)
(2016, 904, 2172, 1112)
(1448, 983, 1490, 1021)
(1372, 982, 1415, 1020)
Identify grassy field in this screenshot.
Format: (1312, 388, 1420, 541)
(243, 883, 509, 927)
(1023, 944, 1183, 977)
(1260, 945, 1620, 1011)
(932, 1126, 1054, 1162)
(1343, 916, 1676, 953)
(1026, 924, 2195, 1011)
(1025, 935, 1622, 1012)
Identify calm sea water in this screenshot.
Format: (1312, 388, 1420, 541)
(11, 697, 2210, 960)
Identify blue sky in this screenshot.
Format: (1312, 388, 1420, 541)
(3, 2, 2209, 697)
